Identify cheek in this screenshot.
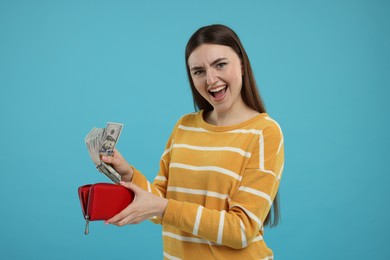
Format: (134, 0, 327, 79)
(228, 66, 243, 87)
(192, 79, 206, 95)
(195, 86, 208, 100)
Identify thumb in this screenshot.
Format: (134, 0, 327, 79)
(120, 181, 142, 193)
(102, 155, 121, 166)
(101, 155, 113, 164)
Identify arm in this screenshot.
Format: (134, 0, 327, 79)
(101, 117, 179, 196)
(104, 141, 173, 226)
(104, 121, 179, 225)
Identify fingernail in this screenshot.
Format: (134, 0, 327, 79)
(104, 221, 109, 225)
(102, 156, 107, 161)
(120, 181, 126, 185)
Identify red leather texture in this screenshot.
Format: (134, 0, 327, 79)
(78, 183, 134, 221)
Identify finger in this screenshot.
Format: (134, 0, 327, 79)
(113, 149, 122, 158)
(101, 155, 113, 164)
(120, 181, 142, 193)
(114, 215, 135, 226)
(106, 207, 132, 225)
(102, 155, 121, 166)
(109, 213, 138, 227)
(113, 212, 146, 226)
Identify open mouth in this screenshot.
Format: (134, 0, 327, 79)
(208, 85, 228, 99)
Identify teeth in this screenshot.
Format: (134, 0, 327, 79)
(209, 86, 226, 92)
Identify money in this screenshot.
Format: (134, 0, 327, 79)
(100, 123, 123, 156)
(85, 122, 124, 183)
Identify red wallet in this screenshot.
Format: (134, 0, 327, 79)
(78, 183, 134, 235)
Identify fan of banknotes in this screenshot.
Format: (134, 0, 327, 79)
(85, 122, 123, 183)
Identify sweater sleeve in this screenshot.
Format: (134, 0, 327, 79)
(130, 119, 180, 223)
(161, 121, 284, 249)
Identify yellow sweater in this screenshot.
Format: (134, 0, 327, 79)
(131, 111, 284, 259)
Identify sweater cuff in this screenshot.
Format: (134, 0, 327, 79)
(131, 167, 148, 188)
(162, 199, 184, 226)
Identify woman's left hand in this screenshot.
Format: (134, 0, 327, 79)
(105, 182, 168, 226)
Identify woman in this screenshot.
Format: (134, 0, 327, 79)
(102, 24, 284, 259)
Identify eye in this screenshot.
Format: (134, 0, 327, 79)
(193, 69, 204, 76)
(216, 62, 227, 69)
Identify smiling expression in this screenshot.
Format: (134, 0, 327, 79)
(187, 44, 245, 116)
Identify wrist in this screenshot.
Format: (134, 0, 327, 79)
(157, 198, 168, 218)
(121, 166, 134, 182)
(121, 175, 132, 182)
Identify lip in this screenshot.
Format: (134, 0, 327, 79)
(208, 85, 228, 102)
(207, 84, 226, 92)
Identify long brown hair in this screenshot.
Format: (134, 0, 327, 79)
(185, 24, 280, 227)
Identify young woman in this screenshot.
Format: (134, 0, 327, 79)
(102, 24, 284, 260)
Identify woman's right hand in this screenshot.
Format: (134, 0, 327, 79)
(101, 149, 134, 182)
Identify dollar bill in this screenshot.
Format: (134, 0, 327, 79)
(100, 122, 123, 156)
(85, 122, 123, 183)
(96, 162, 121, 183)
(100, 162, 121, 183)
(85, 127, 104, 166)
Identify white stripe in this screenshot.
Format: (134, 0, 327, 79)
(168, 187, 229, 200)
(173, 143, 251, 158)
(193, 206, 203, 236)
(155, 188, 163, 197)
(238, 186, 273, 206)
(259, 131, 265, 171)
(147, 181, 151, 192)
(170, 163, 242, 181)
(161, 139, 174, 158)
(217, 211, 226, 244)
(260, 257, 273, 260)
(252, 235, 264, 242)
(239, 219, 247, 248)
(227, 129, 262, 135)
(262, 169, 279, 180)
(229, 204, 262, 227)
(180, 125, 264, 136)
(161, 147, 171, 158)
(276, 138, 284, 156)
(265, 116, 284, 156)
(278, 161, 284, 180)
(163, 231, 209, 244)
(154, 175, 167, 182)
(178, 125, 208, 132)
(163, 252, 182, 260)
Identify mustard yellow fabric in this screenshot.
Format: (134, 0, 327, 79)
(132, 111, 284, 259)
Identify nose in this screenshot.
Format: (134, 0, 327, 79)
(206, 69, 218, 86)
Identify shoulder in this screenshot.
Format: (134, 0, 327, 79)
(253, 114, 284, 140)
(168, 111, 202, 134)
(248, 113, 282, 130)
(263, 115, 283, 133)
(175, 111, 202, 126)
(260, 116, 284, 155)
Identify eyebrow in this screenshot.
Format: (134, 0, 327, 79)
(190, 57, 228, 71)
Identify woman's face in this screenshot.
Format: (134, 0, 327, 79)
(187, 44, 244, 115)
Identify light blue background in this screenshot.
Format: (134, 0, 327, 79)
(1, 0, 389, 259)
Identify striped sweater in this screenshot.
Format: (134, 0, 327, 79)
(131, 111, 284, 259)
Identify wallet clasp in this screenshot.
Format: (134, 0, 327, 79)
(85, 217, 90, 235)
